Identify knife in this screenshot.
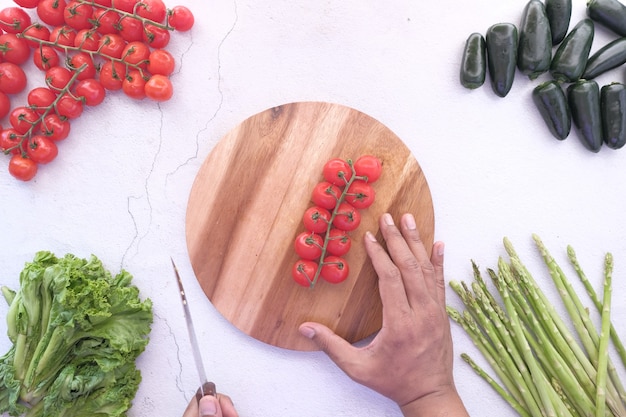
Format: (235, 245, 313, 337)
(171, 258, 216, 400)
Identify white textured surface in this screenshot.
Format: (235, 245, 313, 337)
(1, 0, 626, 416)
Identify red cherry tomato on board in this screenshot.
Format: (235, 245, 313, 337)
(8, 154, 38, 181)
(302, 206, 331, 234)
(33, 46, 60, 71)
(320, 256, 349, 284)
(292, 259, 317, 288)
(294, 232, 323, 261)
(332, 202, 361, 231)
(353, 155, 382, 183)
(311, 181, 341, 210)
(323, 158, 352, 186)
(326, 229, 351, 257)
(345, 180, 375, 209)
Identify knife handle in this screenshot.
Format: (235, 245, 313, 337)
(195, 381, 217, 401)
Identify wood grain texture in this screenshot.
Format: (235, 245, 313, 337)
(185, 102, 434, 351)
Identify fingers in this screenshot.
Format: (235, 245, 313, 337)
(299, 322, 357, 371)
(370, 213, 443, 310)
(198, 395, 222, 417)
(430, 241, 446, 306)
(183, 392, 238, 417)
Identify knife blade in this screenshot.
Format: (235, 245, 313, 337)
(171, 258, 216, 399)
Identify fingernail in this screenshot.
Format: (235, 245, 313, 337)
(383, 213, 394, 225)
(404, 214, 416, 230)
(437, 242, 445, 257)
(365, 231, 377, 242)
(299, 325, 316, 339)
(199, 396, 217, 416)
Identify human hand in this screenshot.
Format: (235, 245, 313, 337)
(299, 213, 469, 417)
(182, 392, 238, 417)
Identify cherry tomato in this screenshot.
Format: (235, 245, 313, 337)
(49, 25, 77, 52)
(0, 62, 27, 94)
(74, 78, 105, 106)
(28, 87, 57, 113)
(13, 0, 41, 8)
(320, 256, 349, 284)
(332, 202, 361, 231)
(353, 155, 382, 183)
(8, 154, 38, 181)
(311, 181, 341, 210)
(74, 28, 101, 51)
(136, 0, 166, 23)
(122, 69, 147, 99)
(326, 229, 351, 256)
(10, 106, 40, 134)
(302, 206, 331, 234)
(143, 23, 170, 48)
(323, 158, 352, 186)
(56, 93, 83, 119)
(98, 33, 126, 58)
(112, 0, 139, 13)
(0, 7, 32, 33)
(37, 0, 68, 27)
(0, 33, 30, 64)
(98, 60, 126, 90)
(45, 66, 73, 91)
(33, 45, 60, 71)
(26, 134, 58, 164)
(68, 52, 97, 80)
(92, 0, 112, 6)
(292, 259, 317, 287)
(144, 74, 173, 101)
(294, 232, 323, 261)
(118, 15, 143, 41)
(121, 40, 150, 67)
(168, 5, 194, 31)
(64, 1, 93, 30)
(147, 48, 175, 76)
(345, 180, 375, 209)
(22, 24, 51, 49)
(0, 91, 10, 118)
(40, 113, 71, 141)
(0, 128, 21, 154)
(93, 8, 120, 34)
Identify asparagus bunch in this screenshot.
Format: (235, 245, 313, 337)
(448, 235, 626, 417)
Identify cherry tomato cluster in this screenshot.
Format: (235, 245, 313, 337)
(292, 155, 383, 288)
(0, 0, 194, 181)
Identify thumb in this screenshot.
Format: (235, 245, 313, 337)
(198, 395, 222, 417)
(299, 322, 356, 367)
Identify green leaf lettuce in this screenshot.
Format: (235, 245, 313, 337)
(0, 251, 153, 417)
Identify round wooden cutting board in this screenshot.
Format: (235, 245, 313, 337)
(185, 102, 434, 351)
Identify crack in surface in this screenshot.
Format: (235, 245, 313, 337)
(155, 311, 188, 399)
(167, 0, 239, 180)
(121, 106, 164, 268)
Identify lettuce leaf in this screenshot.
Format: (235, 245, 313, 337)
(0, 251, 153, 417)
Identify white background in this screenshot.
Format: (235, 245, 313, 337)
(1, 0, 626, 416)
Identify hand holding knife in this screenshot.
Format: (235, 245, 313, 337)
(171, 258, 216, 401)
